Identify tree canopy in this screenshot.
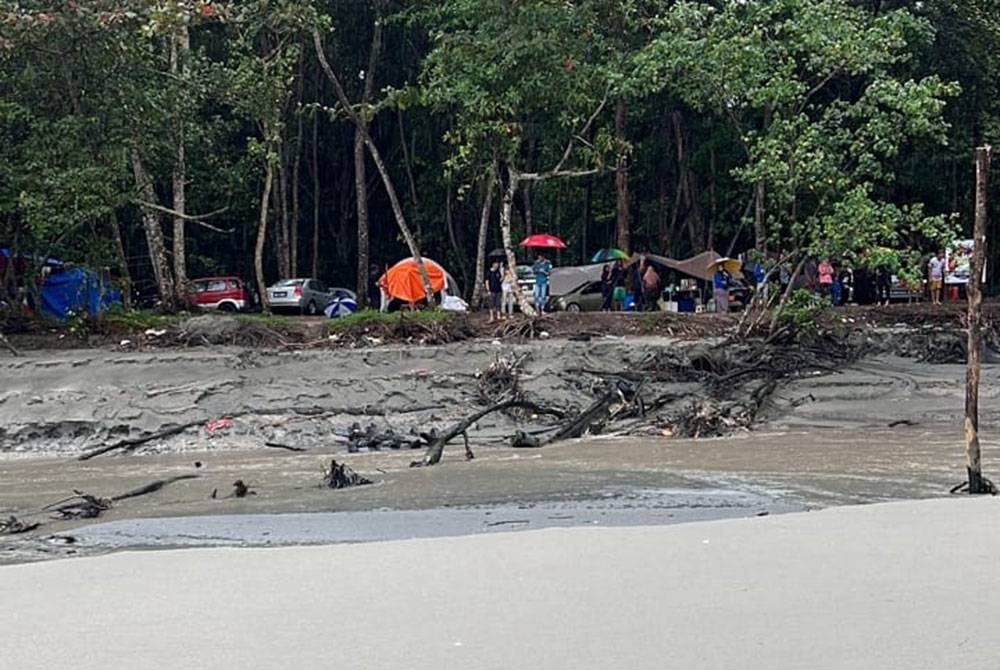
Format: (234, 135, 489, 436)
(1, 0, 997, 306)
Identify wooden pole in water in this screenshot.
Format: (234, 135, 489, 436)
(965, 145, 992, 493)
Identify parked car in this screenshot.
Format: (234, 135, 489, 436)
(189, 276, 252, 312)
(553, 280, 604, 312)
(266, 278, 354, 315)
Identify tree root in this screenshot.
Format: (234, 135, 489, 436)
(323, 460, 373, 489)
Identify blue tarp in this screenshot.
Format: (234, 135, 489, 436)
(40, 268, 122, 320)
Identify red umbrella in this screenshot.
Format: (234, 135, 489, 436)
(519, 233, 567, 250)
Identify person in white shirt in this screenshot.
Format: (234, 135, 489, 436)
(927, 249, 946, 305)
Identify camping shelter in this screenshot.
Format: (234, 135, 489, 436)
(39, 267, 122, 320)
(381, 257, 460, 304)
(549, 263, 606, 297)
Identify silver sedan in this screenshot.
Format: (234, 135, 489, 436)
(266, 278, 346, 315)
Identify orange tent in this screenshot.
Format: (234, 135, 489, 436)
(381, 257, 446, 303)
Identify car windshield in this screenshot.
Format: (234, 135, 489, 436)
(273, 279, 303, 288)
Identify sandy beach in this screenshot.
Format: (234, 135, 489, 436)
(2, 497, 998, 669)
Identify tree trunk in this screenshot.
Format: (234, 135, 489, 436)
(471, 170, 497, 307)
(615, 99, 631, 253)
(277, 144, 291, 278)
(708, 140, 717, 252)
(354, 128, 370, 306)
(582, 177, 592, 262)
(754, 180, 766, 252)
(312, 28, 435, 304)
(311, 94, 320, 279)
(965, 145, 992, 493)
(255, 156, 275, 314)
(501, 170, 534, 315)
(130, 148, 176, 311)
(291, 113, 302, 277)
(445, 183, 469, 295)
(398, 107, 419, 207)
(170, 25, 190, 304)
(291, 56, 304, 277)
(112, 212, 132, 311)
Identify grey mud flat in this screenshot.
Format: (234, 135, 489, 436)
(1, 337, 996, 563)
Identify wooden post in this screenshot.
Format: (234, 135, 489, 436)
(965, 145, 992, 493)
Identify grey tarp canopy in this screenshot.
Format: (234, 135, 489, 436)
(639, 250, 742, 281)
(549, 263, 606, 296)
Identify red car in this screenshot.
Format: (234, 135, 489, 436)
(188, 277, 252, 312)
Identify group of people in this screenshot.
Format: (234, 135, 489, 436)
(764, 248, 954, 307)
(483, 254, 553, 322)
(598, 259, 662, 312)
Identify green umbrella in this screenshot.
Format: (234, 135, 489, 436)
(591, 248, 629, 263)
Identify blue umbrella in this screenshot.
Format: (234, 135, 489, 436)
(324, 296, 358, 319)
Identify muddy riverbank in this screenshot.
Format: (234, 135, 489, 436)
(1, 312, 995, 563)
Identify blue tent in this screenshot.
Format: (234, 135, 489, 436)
(40, 268, 122, 320)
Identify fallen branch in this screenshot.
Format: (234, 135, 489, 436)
(111, 475, 200, 502)
(78, 421, 202, 461)
(43, 491, 112, 519)
(264, 441, 307, 452)
(413, 399, 563, 467)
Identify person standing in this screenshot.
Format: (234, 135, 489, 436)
(713, 266, 731, 313)
(643, 262, 661, 311)
(611, 259, 627, 311)
(485, 261, 503, 322)
(531, 254, 553, 314)
(818, 258, 834, 299)
(501, 263, 516, 318)
(928, 249, 946, 305)
(600, 264, 613, 312)
(368, 264, 382, 311)
(875, 264, 892, 306)
(630, 261, 645, 312)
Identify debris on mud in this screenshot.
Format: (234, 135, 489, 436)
(0, 516, 40, 535)
(322, 460, 372, 489)
(347, 424, 424, 452)
(232, 480, 255, 498)
(43, 491, 112, 520)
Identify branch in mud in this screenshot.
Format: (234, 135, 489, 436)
(40, 476, 201, 522)
(0, 330, 19, 357)
(1, 515, 40, 535)
(78, 421, 203, 461)
(412, 399, 565, 467)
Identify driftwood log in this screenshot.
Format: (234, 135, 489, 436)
(413, 399, 564, 467)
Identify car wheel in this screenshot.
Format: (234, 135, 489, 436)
(218, 302, 236, 312)
(305, 300, 318, 316)
(567, 303, 582, 313)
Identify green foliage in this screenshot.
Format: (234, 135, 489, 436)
(777, 289, 830, 330)
(327, 308, 453, 332)
(237, 313, 296, 329)
(1, 0, 997, 300)
(102, 308, 183, 331)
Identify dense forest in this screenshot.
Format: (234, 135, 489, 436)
(1, 0, 998, 311)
